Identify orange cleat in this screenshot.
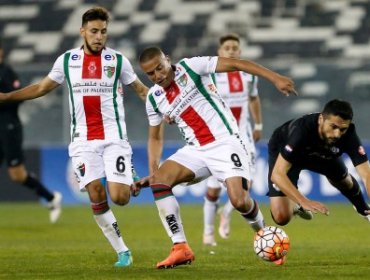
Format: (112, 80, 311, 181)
(156, 243, 195, 269)
(274, 255, 287, 266)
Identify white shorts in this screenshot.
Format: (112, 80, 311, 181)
(168, 135, 251, 184)
(207, 142, 256, 189)
(68, 139, 133, 191)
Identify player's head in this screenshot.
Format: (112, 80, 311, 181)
(318, 99, 353, 144)
(139, 47, 173, 88)
(80, 7, 109, 54)
(218, 33, 241, 59)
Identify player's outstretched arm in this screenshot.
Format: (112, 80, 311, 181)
(130, 78, 149, 102)
(216, 57, 298, 97)
(0, 76, 59, 103)
(355, 161, 370, 214)
(271, 154, 330, 215)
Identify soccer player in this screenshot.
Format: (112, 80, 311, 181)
(0, 43, 62, 223)
(0, 7, 148, 267)
(268, 99, 370, 226)
(202, 33, 263, 246)
(138, 46, 297, 269)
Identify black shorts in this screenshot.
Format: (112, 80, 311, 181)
(268, 148, 348, 197)
(0, 121, 24, 167)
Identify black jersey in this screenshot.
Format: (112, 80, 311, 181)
(0, 62, 21, 121)
(268, 113, 368, 167)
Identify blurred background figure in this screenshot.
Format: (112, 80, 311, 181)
(202, 33, 263, 246)
(0, 43, 62, 223)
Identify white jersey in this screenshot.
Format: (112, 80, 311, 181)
(48, 47, 137, 142)
(146, 56, 239, 147)
(211, 71, 258, 148)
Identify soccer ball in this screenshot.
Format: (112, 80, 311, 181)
(253, 226, 290, 262)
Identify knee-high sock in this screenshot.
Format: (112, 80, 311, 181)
(340, 175, 370, 215)
(22, 173, 54, 201)
(222, 199, 234, 217)
(151, 184, 187, 244)
(203, 193, 219, 235)
(240, 199, 265, 232)
(93, 203, 128, 254)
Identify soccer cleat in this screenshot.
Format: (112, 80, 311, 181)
(352, 205, 370, 222)
(203, 234, 217, 246)
(293, 204, 313, 220)
(218, 208, 231, 239)
(48, 192, 62, 223)
(114, 250, 133, 267)
(156, 243, 195, 269)
(274, 255, 287, 266)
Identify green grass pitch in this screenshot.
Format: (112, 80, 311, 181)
(0, 203, 369, 279)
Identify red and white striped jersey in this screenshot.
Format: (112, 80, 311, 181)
(146, 56, 239, 147)
(48, 47, 137, 142)
(211, 71, 258, 145)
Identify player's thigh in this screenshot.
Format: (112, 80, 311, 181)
(69, 142, 105, 191)
(3, 122, 24, 167)
(165, 146, 207, 185)
(103, 141, 134, 186)
(153, 159, 196, 186)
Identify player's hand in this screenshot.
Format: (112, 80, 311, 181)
(164, 114, 175, 124)
(130, 176, 150, 197)
(274, 74, 298, 97)
(300, 199, 330, 216)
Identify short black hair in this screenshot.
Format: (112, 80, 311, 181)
(82, 7, 109, 27)
(322, 99, 353, 121)
(219, 33, 240, 46)
(139, 46, 163, 63)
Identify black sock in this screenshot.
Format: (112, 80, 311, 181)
(340, 175, 370, 216)
(22, 174, 54, 202)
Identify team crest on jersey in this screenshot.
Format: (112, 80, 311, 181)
(104, 66, 115, 78)
(177, 74, 188, 87)
(77, 163, 86, 177)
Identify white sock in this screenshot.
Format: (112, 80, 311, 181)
(155, 195, 187, 244)
(203, 197, 218, 235)
(241, 199, 265, 232)
(94, 209, 128, 254)
(222, 199, 234, 217)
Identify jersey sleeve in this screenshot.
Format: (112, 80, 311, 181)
(249, 75, 259, 97)
(120, 55, 137, 86)
(343, 125, 368, 166)
(183, 56, 218, 75)
(146, 92, 163, 126)
(48, 54, 65, 84)
(280, 122, 307, 163)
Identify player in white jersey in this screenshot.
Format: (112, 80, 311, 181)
(136, 46, 297, 269)
(0, 7, 148, 268)
(203, 34, 263, 246)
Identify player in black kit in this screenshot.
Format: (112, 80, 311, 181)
(0, 44, 62, 223)
(268, 99, 370, 225)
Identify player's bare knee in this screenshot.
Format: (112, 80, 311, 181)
(271, 211, 291, 226)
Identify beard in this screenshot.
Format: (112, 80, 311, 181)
(85, 41, 104, 54)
